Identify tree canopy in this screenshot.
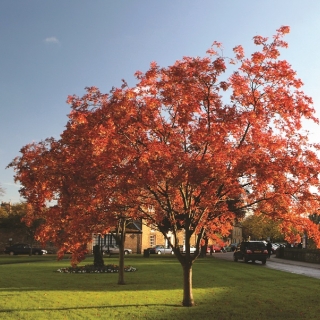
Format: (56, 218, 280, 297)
(0, 184, 4, 198)
(0, 202, 44, 245)
(8, 26, 320, 306)
(241, 214, 285, 242)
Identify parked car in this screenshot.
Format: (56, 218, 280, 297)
(208, 245, 226, 253)
(233, 241, 268, 264)
(102, 244, 132, 255)
(179, 245, 197, 254)
(4, 243, 47, 255)
(271, 243, 280, 254)
(147, 245, 173, 254)
(225, 243, 238, 252)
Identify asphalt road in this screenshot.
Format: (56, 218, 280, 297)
(211, 252, 320, 279)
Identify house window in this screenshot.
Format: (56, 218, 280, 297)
(92, 234, 103, 247)
(93, 234, 116, 247)
(150, 235, 155, 247)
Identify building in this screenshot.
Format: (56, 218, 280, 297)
(89, 219, 242, 253)
(227, 222, 243, 245)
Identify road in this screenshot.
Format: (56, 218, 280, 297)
(211, 252, 320, 279)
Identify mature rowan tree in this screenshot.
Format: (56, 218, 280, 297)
(9, 26, 320, 306)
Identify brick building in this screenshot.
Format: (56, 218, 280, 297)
(89, 219, 242, 253)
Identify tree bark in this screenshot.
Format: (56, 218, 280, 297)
(93, 244, 104, 267)
(117, 217, 126, 285)
(182, 262, 194, 306)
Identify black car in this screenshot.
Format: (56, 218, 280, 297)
(4, 243, 46, 255)
(233, 241, 268, 264)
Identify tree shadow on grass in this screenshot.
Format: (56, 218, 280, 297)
(0, 303, 183, 314)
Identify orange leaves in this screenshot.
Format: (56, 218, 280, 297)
(219, 81, 229, 91)
(212, 41, 223, 48)
(206, 41, 223, 56)
(251, 52, 265, 64)
(69, 110, 88, 125)
(212, 57, 226, 73)
(253, 35, 268, 46)
(278, 215, 320, 248)
(134, 70, 143, 79)
(233, 45, 245, 60)
(8, 25, 320, 261)
(277, 25, 290, 35)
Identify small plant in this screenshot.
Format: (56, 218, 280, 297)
(57, 264, 137, 273)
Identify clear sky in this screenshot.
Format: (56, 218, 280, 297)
(1, 1, 320, 203)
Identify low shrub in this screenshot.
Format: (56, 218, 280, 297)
(277, 247, 320, 264)
(57, 264, 137, 273)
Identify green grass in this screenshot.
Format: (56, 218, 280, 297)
(0, 254, 319, 319)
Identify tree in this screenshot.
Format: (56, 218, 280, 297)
(111, 216, 129, 285)
(242, 214, 285, 242)
(0, 202, 45, 254)
(9, 26, 320, 307)
(0, 183, 4, 198)
(7, 138, 132, 284)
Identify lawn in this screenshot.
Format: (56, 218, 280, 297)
(0, 254, 319, 319)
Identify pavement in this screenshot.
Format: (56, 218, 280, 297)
(269, 255, 320, 270)
(211, 252, 320, 279)
(266, 255, 320, 279)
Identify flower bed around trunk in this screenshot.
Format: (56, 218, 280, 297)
(57, 264, 137, 273)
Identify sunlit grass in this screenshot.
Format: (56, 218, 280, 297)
(0, 254, 319, 319)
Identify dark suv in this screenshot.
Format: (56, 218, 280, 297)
(233, 241, 268, 264)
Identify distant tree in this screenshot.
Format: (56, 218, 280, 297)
(9, 26, 320, 307)
(309, 213, 320, 225)
(0, 202, 45, 254)
(0, 202, 10, 218)
(242, 214, 285, 242)
(0, 184, 5, 198)
(0, 202, 26, 229)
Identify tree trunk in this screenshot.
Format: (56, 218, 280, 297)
(182, 262, 194, 306)
(118, 242, 125, 285)
(117, 217, 126, 285)
(200, 236, 208, 258)
(93, 245, 104, 267)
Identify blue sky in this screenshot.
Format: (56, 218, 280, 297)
(1, 1, 320, 203)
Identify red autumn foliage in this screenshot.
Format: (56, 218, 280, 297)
(9, 26, 320, 306)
